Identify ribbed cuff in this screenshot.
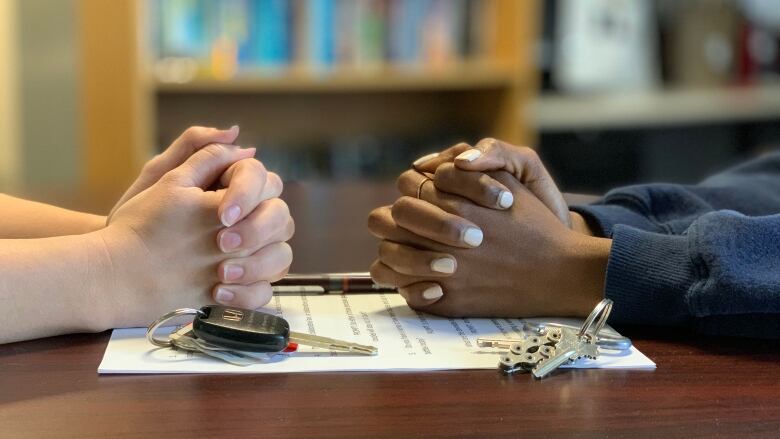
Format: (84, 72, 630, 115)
(571, 203, 663, 238)
(604, 225, 698, 326)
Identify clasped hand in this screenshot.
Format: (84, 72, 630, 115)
(369, 139, 612, 318)
(98, 126, 294, 328)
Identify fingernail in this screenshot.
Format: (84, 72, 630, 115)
(215, 287, 235, 304)
(413, 152, 439, 167)
(422, 285, 444, 301)
(430, 257, 456, 274)
(498, 191, 514, 209)
(219, 231, 242, 252)
(222, 264, 244, 281)
(463, 227, 483, 247)
(221, 205, 241, 226)
(455, 149, 481, 162)
(229, 124, 239, 131)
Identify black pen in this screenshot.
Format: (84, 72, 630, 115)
(272, 272, 397, 294)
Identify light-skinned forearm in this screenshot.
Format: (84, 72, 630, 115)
(0, 230, 113, 344)
(0, 194, 106, 238)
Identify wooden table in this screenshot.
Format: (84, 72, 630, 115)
(2, 182, 779, 438)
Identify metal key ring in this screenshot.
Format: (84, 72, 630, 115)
(578, 299, 613, 339)
(146, 308, 205, 348)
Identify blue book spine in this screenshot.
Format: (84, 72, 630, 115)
(160, 0, 207, 58)
(308, 0, 335, 69)
(250, 0, 290, 68)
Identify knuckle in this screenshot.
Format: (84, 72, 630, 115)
(274, 241, 293, 263)
(181, 126, 208, 141)
(268, 197, 291, 218)
(268, 269, 287, 283)
(285, 218, 295, 240)
(243, 157, 267, 174)
(143, 154, 164, 173)
(244, 283, 273, 308)
(396, 169, 419, 193)
(476, 137, 499, 151)
(520, 145, 540, 161)
(367, 207, 391, 234)
(281, 244, 294, 266)
(267, 172, 283, 192)
(433, 162, 456, 182)
(369, 261, 387, 283)
(367, 208, 382, 230)
(377, 241, 397, 262)
(160, 168, 183, 185)
(391, 196, 416, 221)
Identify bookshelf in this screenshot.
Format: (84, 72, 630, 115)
(531, 83, 780, 132)
(77, 0, 539, 211)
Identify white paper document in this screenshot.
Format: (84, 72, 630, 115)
(99, 293, 655, 374)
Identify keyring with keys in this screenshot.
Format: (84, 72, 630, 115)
(146, 308, 205, 348)
(146, 305, 377, 367)
(478, 299, 629, 378)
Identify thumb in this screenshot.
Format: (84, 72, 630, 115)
(169, 143, 256, 189)
(158, 125, 240, 176)
(109, 126, 240, 220)
(454, 139, 571, 227)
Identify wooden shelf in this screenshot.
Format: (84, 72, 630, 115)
(530, 84, 780, 131)
(77, 0, 538, 202)
(154, 66, 518, 94)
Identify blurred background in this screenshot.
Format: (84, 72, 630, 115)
(1, 0, 779, 214)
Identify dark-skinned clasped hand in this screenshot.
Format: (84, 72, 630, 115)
(368, 166, 612, 319)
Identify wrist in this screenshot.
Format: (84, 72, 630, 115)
(79, 228, 123, 332)
(559, 233, 612, 316)
(83, 225, 153, 330)
(569, 211, 596, 237)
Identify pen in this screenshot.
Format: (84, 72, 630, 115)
(272, 272, 397, 294)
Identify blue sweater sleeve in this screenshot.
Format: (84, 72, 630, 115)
(571, 152, 780, 337)
(571, 151, 780, 237)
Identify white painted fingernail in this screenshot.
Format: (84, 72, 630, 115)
(463, 227, 483, 247)
(221, 205, 241, 226)
(430, 257, 456, 274)
(216, 288, 235, 304)
(455, 149, 481, 162)
(422, 284, 443, 301)
(498, 191, 514, 208)
(413, 152, 439, 167)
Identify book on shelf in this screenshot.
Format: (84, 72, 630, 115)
(149, 0, 501, 82)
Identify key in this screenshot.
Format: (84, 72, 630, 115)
(493, 329, 561, 374)
(169, 323, 202, 353)
(192, 305, 378, 355)
(170, 323, 275, 366)
(478, 330, 562, 350)
(530, 327, 599, 379)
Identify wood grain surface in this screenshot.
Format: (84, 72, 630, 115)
(3, 182, 777, 438)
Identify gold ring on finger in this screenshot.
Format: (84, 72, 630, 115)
(417, 177, 432, 199)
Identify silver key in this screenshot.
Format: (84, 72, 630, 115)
(530, 298, 614, 378)
(531, 327, 598, 379)
(492, 299, 615, 379)
(489, 329, 562, 374)
(288, 332, 378, 356)
(170, 324, 273, 366)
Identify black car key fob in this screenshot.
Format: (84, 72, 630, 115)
(193, 305, 290, 353)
